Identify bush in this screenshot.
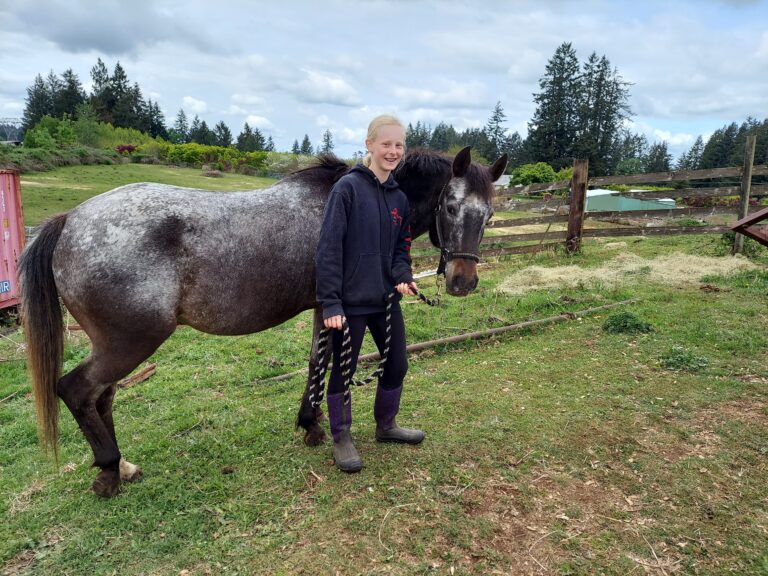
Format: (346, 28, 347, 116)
(602, 311, 654, 334)
(510, 162, 558, 186)
(659, 346, 709, 371)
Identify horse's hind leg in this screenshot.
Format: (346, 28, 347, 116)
(95, 383, 142, 483)
(58, 330, 170, 497)
(296, 308, 329, 446)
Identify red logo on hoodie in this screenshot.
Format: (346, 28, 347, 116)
(391, 207, 403, 226)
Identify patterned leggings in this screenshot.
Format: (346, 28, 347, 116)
(327, 308, 408, 394)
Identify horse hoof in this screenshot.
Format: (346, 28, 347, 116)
(119, 459, 143, 483)
(92, 469, 121, 498)
(304, 425, 327, 447)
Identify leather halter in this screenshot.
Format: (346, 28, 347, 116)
(434, 179, 481, 276)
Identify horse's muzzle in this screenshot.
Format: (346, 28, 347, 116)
(445, 260, 478, 296)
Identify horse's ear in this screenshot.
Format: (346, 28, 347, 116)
(489, 154, 508, 183)
(452, 146, 472, 178)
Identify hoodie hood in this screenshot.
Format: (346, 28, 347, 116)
(349, 163, 401, 192)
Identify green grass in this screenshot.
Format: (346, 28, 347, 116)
(19, 164, 277, 226)
(2, 165, 768, 574)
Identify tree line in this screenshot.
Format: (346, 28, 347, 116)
(19, 49, 768, 174)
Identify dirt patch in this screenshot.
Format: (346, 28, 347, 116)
(459, 469, 678, 573)
(497, 253, 759, 295)
(2, 528, 64, 576)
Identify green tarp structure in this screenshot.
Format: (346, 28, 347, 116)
(586, 189, 675, 212)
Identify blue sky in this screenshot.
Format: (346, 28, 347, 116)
(1, 0, 767, 160)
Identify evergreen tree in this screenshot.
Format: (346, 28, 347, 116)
(406, 122, 431, 148)
(457, 128, 493, 163)
(147, 100, 168, 139)
(574, 53, 632, 175)
(56, 69, 86, 119)
(320, 129, 334, 153)
(291, 139, 301, 154)
(644, 141, 672, 173)
(429, 122, 459, 151)
(300, 134, 313, 155)
(22, 74, 52, 131)
(45, 70, 64, 118)
(676, 136, 704, 170)
(485, 101, 510, 160)
(236, 122, 265, 151)
(169, 109, 189, 144)
(89, 58, 113, 123)
(265, 135, 275, 152)
(213, 120, 233, 147)
(700, 122, 739, 168)
(526, 42, 582, 169)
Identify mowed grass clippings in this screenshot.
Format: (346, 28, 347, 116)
(1, 163, 767, 574)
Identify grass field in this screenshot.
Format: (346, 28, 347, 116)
(2, 164, 767, 575)
(18, 164, 277, 227)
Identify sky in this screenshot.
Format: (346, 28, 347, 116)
(1, 0, 767, 160)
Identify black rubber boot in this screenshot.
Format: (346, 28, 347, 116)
(327, 392, 363, 472)
(374, 385, 425, 445)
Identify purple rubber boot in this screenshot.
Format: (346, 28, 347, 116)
(374, 385, 425, 444)
(327, 392, 362, 472)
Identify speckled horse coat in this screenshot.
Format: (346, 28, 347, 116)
(19, 147, 507, 497)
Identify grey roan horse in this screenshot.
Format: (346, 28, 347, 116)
(19, 146, 507, 496)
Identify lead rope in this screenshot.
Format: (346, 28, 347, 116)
(308, 288, 439, 409)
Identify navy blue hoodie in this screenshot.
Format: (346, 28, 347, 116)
(316, 164, 413, 319)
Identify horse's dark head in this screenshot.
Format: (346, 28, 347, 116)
(429, 146, 507, 296)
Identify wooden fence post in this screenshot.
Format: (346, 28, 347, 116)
(733, 135, 756, 254)
(566, 159, 588, 253)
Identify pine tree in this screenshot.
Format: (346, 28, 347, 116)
(147, 100, 168, 139)
(429, 122, 458, 151)
(320, 129, 334, 153)
(236, 123, 266, 151)
(213, 121, 233, 146)
(45, 70, 64, 118)
(485, 101, 510, 160)
(89, 58, 113, 123)
(676, 136, 704, 170)
(56, 69, 86, 119)
(169, 109, 189, 144)
(291, 139, 301, 154)
(22, 74, 52, 131)
(644, 141, 672, 173)
(527, 42, 582, 169)
(406, 122, 431, 148)
(700, 123, 739, 168)
(300, 134, 313, 155)
(265, 135, 275, 152)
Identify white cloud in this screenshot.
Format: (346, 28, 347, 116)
(182, 96, 208, 114)
(293, 69, 361, 107)
(227, 105, 248, 116)
(394, 81, 488, 110)
(246, 115, 273, 130)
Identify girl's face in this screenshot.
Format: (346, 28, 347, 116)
(366, 124, 405, 177)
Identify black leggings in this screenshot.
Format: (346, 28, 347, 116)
(327, 308, 408, 394)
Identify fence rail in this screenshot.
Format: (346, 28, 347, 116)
(413, 135, 765, 264)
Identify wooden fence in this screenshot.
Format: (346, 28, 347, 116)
(411, 135, 766, 266)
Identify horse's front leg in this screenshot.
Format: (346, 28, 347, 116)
(296, 307, 329, 446)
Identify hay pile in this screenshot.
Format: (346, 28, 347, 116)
(497, 253, 760, 295)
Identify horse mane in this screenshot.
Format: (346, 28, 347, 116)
(394, 148, 496, 201)
(287, 153, 351, 194)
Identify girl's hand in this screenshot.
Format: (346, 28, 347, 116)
(396, 282, 418, 296)
(324, 315, 345, 330)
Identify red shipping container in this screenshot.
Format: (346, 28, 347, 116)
(0, 169, 25, 310)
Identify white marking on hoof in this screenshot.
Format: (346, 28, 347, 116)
(119, 458, 143, 482)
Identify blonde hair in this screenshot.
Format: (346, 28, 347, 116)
(363, 114, 405, 167)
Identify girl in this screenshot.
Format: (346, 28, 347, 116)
(315, 114, 424, 473)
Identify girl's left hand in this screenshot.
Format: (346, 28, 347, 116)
(396, 281, 418, 296)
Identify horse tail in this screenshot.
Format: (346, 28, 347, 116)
(19, 213, 68, 462)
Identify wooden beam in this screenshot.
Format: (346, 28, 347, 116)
(734, 135, 757, 254)
(566, 159, 588, 253)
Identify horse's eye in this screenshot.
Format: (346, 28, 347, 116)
(446, 203, 458, 216)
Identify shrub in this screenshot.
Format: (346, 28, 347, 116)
(659, 346, 709, 371)
(510, 162, 558, 186)
(602, 311, 654, 334)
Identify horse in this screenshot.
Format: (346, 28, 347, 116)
(19, 146, 507, 497)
